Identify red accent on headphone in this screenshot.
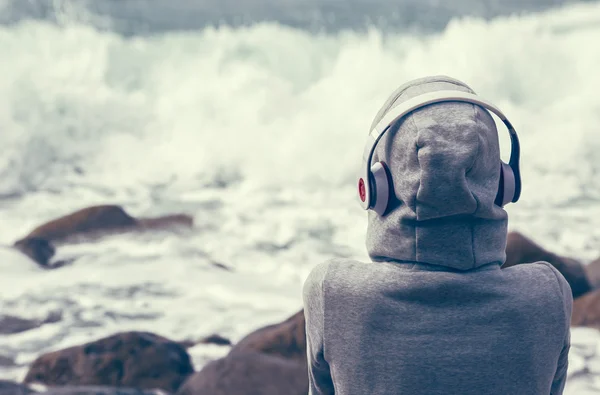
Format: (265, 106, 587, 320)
(358, 178, 366, 202)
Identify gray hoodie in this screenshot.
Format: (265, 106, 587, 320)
(302, 76, 573, 395)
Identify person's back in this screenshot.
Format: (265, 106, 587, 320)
(302, 76, 572, 395)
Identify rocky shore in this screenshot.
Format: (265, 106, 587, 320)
(3, 207, 600, 394)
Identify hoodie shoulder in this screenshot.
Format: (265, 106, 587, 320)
(303, 259, 336, 300)
(536, 261, 573, 320)
(303, 259, 359, 302)
(508, 261, 573, 332)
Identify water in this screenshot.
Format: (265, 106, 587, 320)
(1, 0, 600, 393)
(0, 0, 591, 34)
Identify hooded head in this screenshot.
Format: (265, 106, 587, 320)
(366, 75, 508, 271)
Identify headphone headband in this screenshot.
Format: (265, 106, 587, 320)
(358, 90, 521, 210)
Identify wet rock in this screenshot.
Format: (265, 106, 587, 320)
(0, 354, 15, 367)
(0, 311, 62, 335)
(585, 257, 600, 290)
(572, 289, 600, 329)
(176, 352, 307, 395)
(13, 205, 194, 267)
(0, 380, 36, 394)
(198, 334, 231, 347)
(177, 335, 232, 349)
(12, 237, 56, 268)
(210, 262, 232, 272)
(42, 386, 169, 394)
(229, 310, 306, 362)
(177, 310, 308, 395)
(23, 331, 193, 393)
(503, 231, 592, 298)
(0, 315, 37, 334)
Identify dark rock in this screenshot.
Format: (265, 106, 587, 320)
(15, 206, 138, 245)
(176, 352, 307, 395)
(177, 310, 308, 395)
(12, 205, 194, 267)
(0, 311, 62, 335)
(16, 205, 194, 243)
(42, 386, 169, 394)
(13, 237, 56, 267)
(572, 289, 600, 329)
(229, 310, 306, 362)
(503, 231, 592, 298)
(210, 262, 232, 272)
(585, 257, 600, 290)
(23, 331, 193, 393)
(0, 382, 169, 395)
(198, 335, 231, 347)
(0, 354, 15, 367)
(177, 334, 231, 349)
(0, 315, 38, 334)
(0, 380, 36, 394)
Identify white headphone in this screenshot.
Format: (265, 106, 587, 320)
(358, 90, 522, 216)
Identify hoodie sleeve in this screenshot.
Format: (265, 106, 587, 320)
(551, 329, 570, 395)
(303, 261, 335, 395)
(543, 263, 573, 395)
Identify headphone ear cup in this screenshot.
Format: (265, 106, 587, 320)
(495, 162, 516, 207)
(370, 162, 392, 216)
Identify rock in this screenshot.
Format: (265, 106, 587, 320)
(503, 231, 592, 298)
(0, 382, 169, 395)
(42, 386, 169, 394)
(12, 237, 56, 267)
(229, 310, 306, 362)
(13, 205, 194, 267)
(0, 354, 15, 367)
(572, 289, 600, 329)
(135, 215, 193, 231)
(176, 310, 308, 395)
(210, 262, 232, 272)
(177, 335, 232, 349)
(23, 331, 194, 393)
(0, 315, 41, 335)
(0, 311, 62, 335)
(16, 206, 135, 244)
(176, 352, 307, 395)
(198, 335, 231, 347)
(0, 380, 36, 394)
(585, 257, 600, 290)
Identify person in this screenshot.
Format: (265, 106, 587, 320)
(302, 76, 573, 395)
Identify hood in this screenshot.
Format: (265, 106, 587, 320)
(366, 75, 508, 271)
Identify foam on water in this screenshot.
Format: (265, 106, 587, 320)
(1, 2, 600, 392)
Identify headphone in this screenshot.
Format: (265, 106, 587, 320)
(357, 90, 521, 216)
